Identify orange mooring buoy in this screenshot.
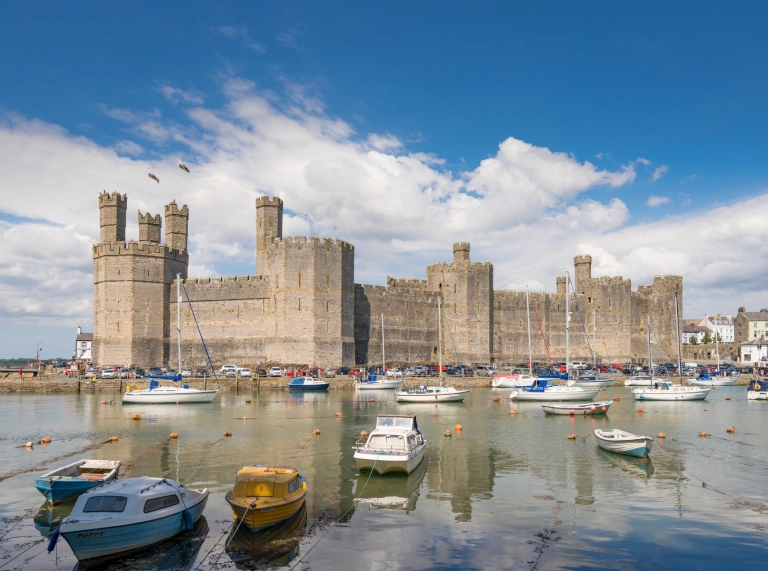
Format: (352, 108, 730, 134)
(455, 424, 462, 431)
(40, 436, 51, 444)
(510, 409, 517, 415)
(132, 413, 141, 420)
(567, 434, 576, 440)
(493, 397, 500, 403)
(637, 408, 644, 413)
(169, 432, 178, 439)
(698, 431, 707, 437)
(725, 397, 731, 401)
(108, 436, 119, 442)
(614, 397, 620, 402)
(335, 411, 343, 417)
(224, 430, 232, 436)
(245, 398, 251, 404)
(727, 426, 735, 433)
(312, 429, 321, 436)
(360, 431, 369, 439)
(657, 432, 666, 438)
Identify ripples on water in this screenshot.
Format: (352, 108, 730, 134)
(0, 388, 767, 570)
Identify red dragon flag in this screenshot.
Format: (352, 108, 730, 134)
(148, 173, 160, 183)
(178, 161, 190, 173)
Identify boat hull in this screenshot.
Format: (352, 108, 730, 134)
(34, 460, 121, 505)
(395, 388, 469, 402)
(354, 444, 426, 475)
(60, 492, 207, 566)
(287, 381, 329, 391)
(632, 387, 711, 401)
(594, 430, 652, 458)
(509, 388, 600, 402)
(122, 389, 219, 404)
(542, 401, 612, 415)
(356, 380, 403, 390)
(688, 378, 737, 387)
(226, 491, 306, 532)
(748, 390, 768, 400)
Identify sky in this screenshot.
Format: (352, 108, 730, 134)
(1, 1, 768, 358)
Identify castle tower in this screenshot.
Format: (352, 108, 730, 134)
(256, 196, 283, 274)
(93, 194, 188, 368)
(99, 191, 127, 243)
(574, 254, 592, 294)
(139, 212, 162, 243)
(427, 243, 494, 365)
(164, 201, 189, 252)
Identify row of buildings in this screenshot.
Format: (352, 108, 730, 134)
(682, 309, 768, 345)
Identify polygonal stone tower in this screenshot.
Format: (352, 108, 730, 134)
(256, 196, 283, 275)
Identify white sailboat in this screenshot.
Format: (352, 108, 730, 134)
(631, 315, 710, 401)
(396, 296, 469, 403)
(123, 275, 219, 404)
(509, 273, 598, 402)
(357, 313, 404, 390)
(688, 329, 736, 386)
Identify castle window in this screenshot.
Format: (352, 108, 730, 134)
(454, 304, 457, 314)
(476, 282, 480, 294)
(608, 299, 612, 308)
(454, 284, 457, 294)
(326, 301, 329, 312)
(326, 274, 330, 288)
(276, 276, 279, 288)
(299, 298, 301, 310)
(588, 297, 592, 304)
(298, 273, 302, 287)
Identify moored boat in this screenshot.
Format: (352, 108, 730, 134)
(688, 373, 737, 387)
(354, 414, 426, 475)
(34, 459, 122, 505)
(287, 377, 330, 391)
(632, 381, 711, 401)
(54, 477, 208, 566)
(624, 374, 664, 387)
(226, 466, 306, 531)
(509, 380, 600, 402)
(594, 429, 653, 458)
(395, 385, 469, 402)
(122, 379, 219, 404)
(356, 375, 404, 390)
(566, 373, 610, 388)
(747, 379, 768, 400)
(542, 400, 613, 415)
(492, 373, 543, 388)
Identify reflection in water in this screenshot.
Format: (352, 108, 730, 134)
(77, 516, 209, 571)
(34, 500, 75, 538)
(596, 447, 655, 480)
(225, 504, 307, 569)
(355, 457, 427, 511)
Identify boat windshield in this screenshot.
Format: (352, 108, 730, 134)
(83, 495, 127, 513)
(377, 416, 413, 429)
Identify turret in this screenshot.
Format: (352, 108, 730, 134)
(164, 201, 189, 252)
(98, 191, 127, 243)
(574, 254, 592, 293)
(256, 196, 283, 274)
(556, 276, 567, 295)
(138, 212, 162, 243)
(453, 242, 471, 263)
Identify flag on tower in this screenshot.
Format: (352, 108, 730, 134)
(178, 161, 190, 173)
(148, 173, 160, 183)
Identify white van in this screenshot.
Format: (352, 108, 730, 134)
(474, 364, 496, 377)
(571, 362, 588, 370)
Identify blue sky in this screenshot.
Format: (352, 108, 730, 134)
(1, 2, 768, 358)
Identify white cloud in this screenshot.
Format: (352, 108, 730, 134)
(159, 85, 204, 105)
(114, 140, 144, 156)
(1, 81, 762, 356)
(635, 157, 652, 166)
(646, 195, 671, 207)
(651, 165, 669, 182)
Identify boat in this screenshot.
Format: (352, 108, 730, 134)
(633, 380, 711, 400)
(594, 429, 653, 458)
(509, 379, 600, 402)
(225, 466, 306, 531)
(287, 376, 330, 391)
(492, 372, 543, 388)
(542, 400, 613, 415)
(354, 414, 426, 475)
(34, 459, 122, 505)
(225, 503, 306, 568)
(53, 476, 208, 566)
(747, 379, 768, 400)
(358, 313, 405, 390)
(624, 373, 664, 387)
(566, 373, 610, 388)
(396, 295, 469, 403)
(688, 372, 737, 387)
(123, 275, 219, 404)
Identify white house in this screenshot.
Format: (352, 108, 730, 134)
(740, 338, 768, 364)
(74, 326, 93, 361)
(696, 313, 734, 343)
(682, 325, 709, 345)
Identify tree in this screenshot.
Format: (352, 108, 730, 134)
(690, 337, 698, 345)
(702, 332, 712, 344)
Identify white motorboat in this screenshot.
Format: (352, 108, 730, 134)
(396, 385, 469, 403)
(492, 373, 542, 388)
(594, 429, 653, 458)
(123, 380, 219, 403)
(632, 380, 711, 401)
(53, 477, 208, 566)
(509, 381, 600, 402)
(687, 373, 737, 387)
(356, 376, 404, 390)
(624, 374, 664, 387)
(542, 400, 613, 415)
(748, 379, 768, 400)
(566, 373, 609, 388)
(354, 414, 426, 475)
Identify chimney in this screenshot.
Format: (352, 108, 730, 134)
(727, 314, 732, 321)
(77, 325, 81, 335)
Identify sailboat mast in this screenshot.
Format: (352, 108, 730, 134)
(526, 287, 532, 376)
(648, 315, 652, 374)
(715, 324, 720, 374)
(438, 295, 443, 382)
(381, 313, 385, 375)
(565, 271, 570, 375)
(593, 306, 597, 370)
(176, 273, 182, 376)
(674, 292, 683, 381)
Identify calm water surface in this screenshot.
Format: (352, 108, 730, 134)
(1, 388, 767, 570)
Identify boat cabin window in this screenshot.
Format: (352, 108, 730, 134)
(288, 478, 299, 493)
(143, 494, 180, 513)
(376, 416, 414, 429)
(83, 495, 127, 513)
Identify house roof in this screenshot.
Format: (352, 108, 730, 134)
(76, 333, 93, 342)
(741, 338, 768, 347)
(743, 312, 768, 321)
(683, 325, 709, 333)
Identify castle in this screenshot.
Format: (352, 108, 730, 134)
(93, 192, 683, 368)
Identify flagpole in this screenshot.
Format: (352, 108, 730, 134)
(176, 160, 179, 204)
(146, 167, 150, 214)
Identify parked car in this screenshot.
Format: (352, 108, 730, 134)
(474, 364, 495, 377)
(255, 368, 268, 377)
(499, 363, 511, 371)
(269, 366, 282, 377)
(411, 366, 427, 377)
(133, 368, 145, 378)
(445, 367, 463, 377)
(100, 367, 116, 379)
(386, 368, 404, 378)
(166, 369, 177, 376)
(404, 367, 415, 377)
(220, 364, 237, 375)
(323, 369, 336, 378)
(238, 368, 251, 378)
(336, 367, 351, 376)
(308, 369, 319, 378)
(195, 368, 208, 377)
(459, 365, 474, 377)
(181, 368, 192, 377)
(225, 369, 236, 378)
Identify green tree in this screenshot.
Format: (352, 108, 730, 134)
(690, 337, 698, 345)
(702, 332, 712, 344)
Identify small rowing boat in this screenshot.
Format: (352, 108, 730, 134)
(34, 459, 122, 505)
(594, 429, 653, 458)
(542, 400, 613, 415)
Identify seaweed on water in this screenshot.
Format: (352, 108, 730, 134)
(728, 499, 768, 515)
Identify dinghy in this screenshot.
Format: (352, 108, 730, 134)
(594, 429, 653, 458)
(34, 460, 122, 504)
(542, 400, 613, 415)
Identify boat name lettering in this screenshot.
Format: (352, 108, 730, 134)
(261, 507, 275, 512)
(76, 531, 104, 538)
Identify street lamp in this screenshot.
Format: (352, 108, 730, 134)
(36, 341, 43, 364)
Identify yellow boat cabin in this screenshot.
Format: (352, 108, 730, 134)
(226, 466, 307, 531)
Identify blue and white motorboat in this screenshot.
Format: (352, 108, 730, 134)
(34, 459, 122, 505)
(355, 374, 403, 390)
(688, 372, 737, 387)
(509, 379, 600, 402)
(52, 477, 208, 566)
(287, 377, 330, 391)
(594, 429, 653, 458)
(747, 379, 768, 400)
(122, 378, 219, 404)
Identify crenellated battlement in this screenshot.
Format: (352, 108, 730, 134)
(164, 201, 189, 216)
(255, 196, 284, 208)
(181, 275, 268, 284)
(268, 236, 355, 252)
(99, 191, 127, 207)
(92, 240, 188, 262)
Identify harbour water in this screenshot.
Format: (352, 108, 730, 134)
(1, 387, 767, 570)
